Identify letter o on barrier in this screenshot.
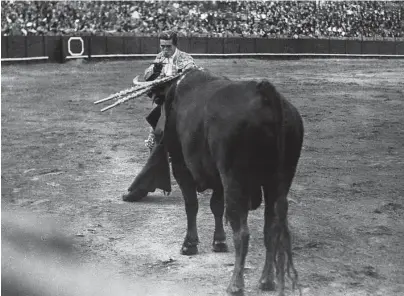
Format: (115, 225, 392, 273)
(68, 37, 84, 56)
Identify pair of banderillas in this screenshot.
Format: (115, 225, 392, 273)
(94, 72, 183, 112)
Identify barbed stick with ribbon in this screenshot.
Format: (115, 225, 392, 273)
(94, 72, 184, 112)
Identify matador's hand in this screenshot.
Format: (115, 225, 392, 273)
(153, 62, 163, 74)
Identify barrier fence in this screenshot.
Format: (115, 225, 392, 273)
(1, 36, 404, 63)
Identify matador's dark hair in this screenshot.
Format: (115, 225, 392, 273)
(159, 30, 178, 46)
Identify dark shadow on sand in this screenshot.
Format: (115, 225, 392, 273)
(136, 193, 183, 205)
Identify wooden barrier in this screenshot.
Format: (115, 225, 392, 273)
(189, 37, 209, 53)
(396, 41, 404, 55)
(313, 39, 329, 54)
(1, 36, 403, 63)
(223, 38, 240, 54)
(329, 39, 346, 54)
(177, 37, 190, 53)
(282, 39, 298, 53)
(140, 37, 159, 54)
(362, 40, 380, 54)
(25, 36, 43, 57)
(299, 38, 315, 54)
(123, 37, 141, 54)
(2, 36, 8, 58)
(379, 41, 396, 55)
(7, 36, 26, 58)
(106, 36, 125, 54)
(255, 38, 279, 53)
(206, 38, 223, 54)
(346, 39, 362, 54)
(90, 36, 107, 55)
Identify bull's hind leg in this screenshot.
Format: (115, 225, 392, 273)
(274, 195, 300, 296)
(259, 186, 277, 291)
(172, 162, 199, 255)
(210, 187, 228, 252)
(261, 177, 300, 296)
(223, 177, 250, 296)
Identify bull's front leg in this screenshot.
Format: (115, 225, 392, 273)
(172, 161, 199, 255)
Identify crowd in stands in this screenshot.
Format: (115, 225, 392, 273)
(1, 1, 403, 38)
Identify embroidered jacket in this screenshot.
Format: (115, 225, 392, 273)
(144, 49, 196, 81)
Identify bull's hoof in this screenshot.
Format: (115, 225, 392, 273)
(226, 285, 244, 296)
(259, 280, 276, 291)
(122, 189, 148, 202)
(181, 244, 198, 256)
(212, 241, 228, 253)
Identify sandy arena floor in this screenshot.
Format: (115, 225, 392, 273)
(1, 58, 403, 296)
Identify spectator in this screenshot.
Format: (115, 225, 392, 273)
(1, 1, 403, 38)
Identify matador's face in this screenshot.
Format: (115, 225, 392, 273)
(160, 39, 177, 58)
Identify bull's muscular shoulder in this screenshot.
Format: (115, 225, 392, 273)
(176, 50, 195, 69)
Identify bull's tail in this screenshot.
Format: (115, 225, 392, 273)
(273, 214, 301, 295)
(256, 80, 285, 175)
(258, 80, 301, 294)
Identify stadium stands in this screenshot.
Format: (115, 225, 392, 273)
(1, 1, 403, 38)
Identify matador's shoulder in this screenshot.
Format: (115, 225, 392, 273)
(176, 50, 195, 68)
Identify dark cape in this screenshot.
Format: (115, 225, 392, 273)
(126, 104, 171, 194)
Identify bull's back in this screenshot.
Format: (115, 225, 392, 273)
(172, 78, 234, 190)
(207, 81, 284, 175)
(173, 73, 303, 190)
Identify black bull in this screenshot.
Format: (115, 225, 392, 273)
(132, 68, 304, 296)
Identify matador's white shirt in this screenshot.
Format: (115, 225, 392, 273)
(162, 48, 178, 76)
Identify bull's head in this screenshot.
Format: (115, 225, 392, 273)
(132, 76, 173, 105)
(133, 70, 196, 143)
(133, 68, 196, 108)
